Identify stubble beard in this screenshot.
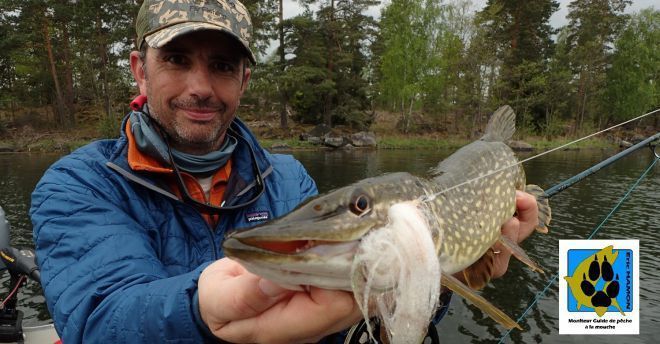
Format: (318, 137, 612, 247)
(147, 103, 231, 155)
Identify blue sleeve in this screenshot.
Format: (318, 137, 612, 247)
(432, 290, 453, 323)
(296, 159, 318, 201)
(30, 155, 214, 343)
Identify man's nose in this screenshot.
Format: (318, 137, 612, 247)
(186, 65, 214, 100)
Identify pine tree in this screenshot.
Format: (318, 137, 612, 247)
(282, 0, 379, 128)
(565, 0, 631, 132)
(476, 0, 559, 133)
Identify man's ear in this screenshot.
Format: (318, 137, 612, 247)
(130, 51, 148, 96)
(240, 66, 252, 96)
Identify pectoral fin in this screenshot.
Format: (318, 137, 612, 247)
(441, 273, 522, 330)
(462, 248, 495, 290)
(524, 184, 552, 233)
(498, 235, 545, 274)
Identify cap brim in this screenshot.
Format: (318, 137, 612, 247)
(145, 22, 256, 64)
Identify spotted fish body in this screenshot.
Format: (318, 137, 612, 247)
(429, 137, 526, 276)
(223, 105, 551, 329)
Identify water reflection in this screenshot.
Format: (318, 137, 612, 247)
(0, 149, 657, 341)
(0, 153, 61, 325)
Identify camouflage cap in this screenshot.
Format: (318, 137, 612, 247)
(136, 0, 256, 64)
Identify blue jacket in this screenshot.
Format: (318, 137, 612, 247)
(30, 117, 318, 343)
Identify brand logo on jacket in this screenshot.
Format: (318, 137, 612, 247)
(559, 240, 639, 335)
(246, 211, 270, 223)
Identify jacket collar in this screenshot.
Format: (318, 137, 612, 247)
(107, 113, 273, 205)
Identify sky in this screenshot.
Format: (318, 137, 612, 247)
(283, 0, 657, 28)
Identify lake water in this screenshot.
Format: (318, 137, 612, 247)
(0, 147, 658, 343)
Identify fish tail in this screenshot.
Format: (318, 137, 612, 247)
(482, 105, 516, 142)
(525, 184, 552, 234)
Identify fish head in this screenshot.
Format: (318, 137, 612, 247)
(222, 172, 428, 290)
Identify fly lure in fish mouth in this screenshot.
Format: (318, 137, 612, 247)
(223, 106, 659, 343)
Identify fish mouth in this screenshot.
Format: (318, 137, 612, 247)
(223, 234, 361, 290)
(222, 213, 376, 290)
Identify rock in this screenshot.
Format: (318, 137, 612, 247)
(349, 132, 377, 147)
(308, 123, 332, 137)
(0, 145, 14, 153)
(631, 134, 645, 144)
(307, 136, 322, 145)
(323, 136, 347, 148)
(508, 140, 533, 152)
(619, 140, 633, 148)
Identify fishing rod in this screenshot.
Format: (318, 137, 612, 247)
(543, 132, 660, 199)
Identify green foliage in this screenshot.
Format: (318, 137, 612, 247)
(0, 0, 652, 142)
(0, 0, 139, 128)
(477, 0, 559, 133)
(267, 1, 378, 129)
(241, 0, 280, 57)
(97, 116, 121, 139)
(565, 0, 632, 131)
(604, 8, 659, 122)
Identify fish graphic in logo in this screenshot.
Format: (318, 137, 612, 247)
(564, 245, 631, 317)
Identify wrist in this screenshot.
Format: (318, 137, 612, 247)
(192, 289, 221, 341)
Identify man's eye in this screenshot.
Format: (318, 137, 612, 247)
(213, 62, 236, 73)
(165, 55, 187, 65)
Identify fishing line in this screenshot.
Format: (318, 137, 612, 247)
(420, 108, 659, 203)
(497, 155, 659, 343)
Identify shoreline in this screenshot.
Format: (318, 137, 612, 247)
(0, 134, 622, 154)
(262, 136, 620, 151)
(0, 127, 640, 153)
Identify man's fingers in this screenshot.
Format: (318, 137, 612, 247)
(198, 260, 293, 330)
(514, 191, 539, 242)
(500, 216, 520, 242)
(492, 217, 518, 278)
(215, 275, 292, 321)
(217, 287, 362, 344)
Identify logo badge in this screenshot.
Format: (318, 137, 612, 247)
(559, 240, 639, 334)
(246, 211, 270, 223)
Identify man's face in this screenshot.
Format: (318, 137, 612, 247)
(130, 30, 251, 154)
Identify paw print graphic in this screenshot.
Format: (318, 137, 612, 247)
(580, 254, 620, 308)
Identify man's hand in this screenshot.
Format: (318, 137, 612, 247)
(198, 258, 363, 344)
(490, 191, 539, 279)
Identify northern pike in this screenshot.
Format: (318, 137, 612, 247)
(223, 105, 552, 338)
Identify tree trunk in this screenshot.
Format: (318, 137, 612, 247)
(574, 70, 587, 135)
(42, 15, 66, 126)
(406, 97, 414, 133)
(579, 79, 588, 133)
(278, 0, 288, 129)
(61, 26, 75, 126)
(323, 0, 336, 127)
(10, 99, 16, 122)
(97, 13, 112, 122)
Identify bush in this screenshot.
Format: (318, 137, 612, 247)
(98, 116, 121, 139)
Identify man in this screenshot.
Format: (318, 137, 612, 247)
(30, 1, 539, 343)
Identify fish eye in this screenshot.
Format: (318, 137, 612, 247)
(350, 194, 371, 216)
